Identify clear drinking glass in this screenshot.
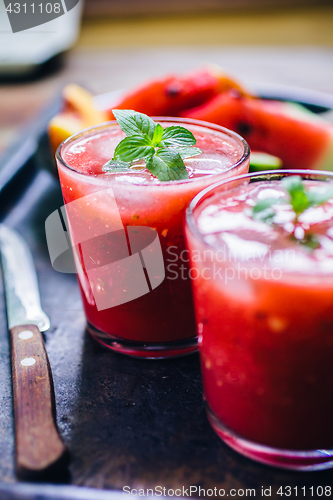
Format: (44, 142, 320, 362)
(56, 118, 250, 358)
(185, 169, 333, 470)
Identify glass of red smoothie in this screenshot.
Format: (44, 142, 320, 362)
(56, 118, 249, 358)
(185, 169, 333, 470)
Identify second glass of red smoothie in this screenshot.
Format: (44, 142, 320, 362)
(56, 117, 250, 358)
(185, 169, 333, 470)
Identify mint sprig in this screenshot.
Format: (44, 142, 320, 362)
(103, 110, 202, 181)
(250, 176, 333, 247)
(252, 176, 333, 223)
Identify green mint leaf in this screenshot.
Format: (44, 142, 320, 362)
(114, 135, 154, 162)
(152, 123, 164, 145)
(113, 109, 156, 139)
(281, 175, 305, 194)
(281, 176, 310, 215)
(250, 197, 283, 223)
(252, 209, 276, 223)
(290, 191, 309, 215)
(172, 146, 202, 159)
(307, 185, 333, 207)
(161, 126, 196, 148)
(102, 159, 132, 172)
(146, 148, 189, 181)
(252, 197, 282, 214)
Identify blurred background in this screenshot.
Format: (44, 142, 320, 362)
(0, 0, 333, 157)
(83, 0, 332, 17)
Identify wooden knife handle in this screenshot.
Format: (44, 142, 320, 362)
(10, 324, 68, 480)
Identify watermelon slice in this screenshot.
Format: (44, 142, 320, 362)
(182, 92, 333, 171)
(107, 66, 248, 119)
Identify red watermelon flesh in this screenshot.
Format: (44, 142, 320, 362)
(182, 92, 333, 171)
(107, 67, 248, 119)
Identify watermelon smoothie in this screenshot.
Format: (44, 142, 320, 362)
(56, 118, 249, 358)
(185, 170, 333, 470)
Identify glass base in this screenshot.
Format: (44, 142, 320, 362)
(206, 404, 333, 471)
(87, 322, 198, 359)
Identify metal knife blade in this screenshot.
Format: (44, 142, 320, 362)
(0, 225, 50, 331)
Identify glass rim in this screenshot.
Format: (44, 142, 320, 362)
(56, 117, 250, 187)
(186, 168, 333, 251)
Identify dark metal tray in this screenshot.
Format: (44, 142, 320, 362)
(0, 88, 333, 500)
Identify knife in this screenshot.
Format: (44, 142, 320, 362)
(0, 225, 68, 480)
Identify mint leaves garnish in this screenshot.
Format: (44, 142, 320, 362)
(103, 110, 202, 181)
(252, 176, 333, 223)
(250, 176, 333, 248)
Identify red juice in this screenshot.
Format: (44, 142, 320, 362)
(185, 171, 333, 469)
(56, 119, 249, 357)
